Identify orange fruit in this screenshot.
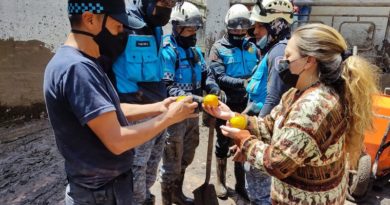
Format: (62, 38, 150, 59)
(229, 115, 247, 130)
(203, 94, 219, 107)
(176, 96, 192, 102)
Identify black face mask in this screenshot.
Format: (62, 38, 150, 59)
(71, 15, 128, 61)
(95, 16, 128, 61)
(148, 6, 172, 27)
(247, 27, 255, 38)
(278, 59, 301, 87)
(176, 34, 197, 49)
(228, 33, 246, 48)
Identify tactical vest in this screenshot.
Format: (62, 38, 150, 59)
(113, 31, 163, 94)
(218, 41, 258, 78)
(246, 53, 269, 110)
(162, 35, 205, 92)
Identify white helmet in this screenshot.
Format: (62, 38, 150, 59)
(225, 4, 253, 30)
(250, 0, 294, 24)
(170, 2, 203, 28)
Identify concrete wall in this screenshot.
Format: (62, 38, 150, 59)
(203, 0, 230, 56)
(0, 0, 69, 122)
(0, 0, 69, 121)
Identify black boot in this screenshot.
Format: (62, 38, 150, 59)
(216, 157, 228, 199)
(172, 173, 194, 205)
(143, 193, 155, 205)
(161, 183, 173, 205)
(234, 162, 249, 201)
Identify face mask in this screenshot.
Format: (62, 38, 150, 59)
(278, 59, 306, 87)
(148, 6, 172, 27)
(228, 33, 246, 48)
(94, 26, 128, 61)
(257, 35, 268, 49)
(247, 27, 255, 37)
(71, 15, 128, 61)
(176, 34, 197, 49)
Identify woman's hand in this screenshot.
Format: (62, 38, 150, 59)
(220, 125, 252, 148)
(202, 101, 234, 121)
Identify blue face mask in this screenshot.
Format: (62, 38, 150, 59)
(256, 35, 268, 49)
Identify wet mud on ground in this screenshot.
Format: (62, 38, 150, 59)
(0, 120, 66, 205)
(0, 118, 389, 205)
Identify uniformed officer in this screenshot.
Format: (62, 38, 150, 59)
(111, 0, 182, 204)
(244, 0, 294, 204)
(208, 3, 259, 200)
(159, 2, 206, 204)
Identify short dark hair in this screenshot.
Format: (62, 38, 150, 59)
(69, 14, 82, 28)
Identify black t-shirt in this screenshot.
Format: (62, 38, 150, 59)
(43, 46, 132, 189)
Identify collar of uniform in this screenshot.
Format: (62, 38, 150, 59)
(220, 35, 234, 47)
(220, 35, 252, 50)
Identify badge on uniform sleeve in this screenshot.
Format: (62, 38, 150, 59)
(248, 46, 255, 54)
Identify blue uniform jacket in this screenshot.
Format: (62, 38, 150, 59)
(208, 36, 259, 104)
(161, 34, 207, 97)
(111, 5, 166, 104)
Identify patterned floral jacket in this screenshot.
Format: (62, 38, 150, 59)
(242, 83, 349, 205)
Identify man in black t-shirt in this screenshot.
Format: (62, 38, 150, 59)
(43, 0, 197, 204)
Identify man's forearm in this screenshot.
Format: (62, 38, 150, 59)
(116, 113, 172, 152)
(89, 111, 174, 155)
(120, 103, 162, 121)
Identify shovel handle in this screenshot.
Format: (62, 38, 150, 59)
(205, 117, 216, 184)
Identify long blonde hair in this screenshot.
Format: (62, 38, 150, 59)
(293, 23, 379, 169)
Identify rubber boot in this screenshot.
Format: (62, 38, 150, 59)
(172, 173, 194, 205)
(216, 157, 228, 199)
(143, 193, 155, 205)
(234, 162, 249, 201)
(161, 183, 173, 205)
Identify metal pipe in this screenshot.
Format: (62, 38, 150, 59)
(295, 14, 389, 18)
(294, 0, 390, 7)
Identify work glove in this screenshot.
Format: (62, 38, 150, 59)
(209, 87, 220, 95)
(192, 95, 204, 104)
(208, 87, 227, 104)
(218, 90, 227, 104)
(243, 78, 251, 89)
(242, 102, 261, 116)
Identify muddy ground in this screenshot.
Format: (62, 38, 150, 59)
(0, 117, 389, 205)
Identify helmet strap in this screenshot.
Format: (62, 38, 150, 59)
(256, 0, 267, 16)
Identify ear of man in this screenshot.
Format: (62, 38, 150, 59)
(80, 12, 104, 34)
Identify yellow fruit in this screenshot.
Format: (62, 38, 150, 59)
(229, 115, 247, 130)
(176, 96, 192, 102)
(203, 94, 219, 107)
(176, 96, 187, 102)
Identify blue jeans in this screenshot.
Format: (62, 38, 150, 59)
(245, 164, 271, 205)
(65, 171, 133, 205)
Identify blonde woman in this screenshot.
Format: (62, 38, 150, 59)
(203, 23, 379, 204)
